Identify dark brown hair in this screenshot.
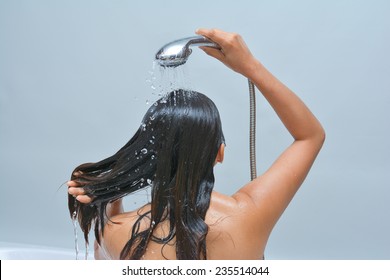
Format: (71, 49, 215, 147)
(68, 89, 224, 259)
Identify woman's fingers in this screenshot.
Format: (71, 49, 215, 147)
(196, 28, 230, 46)
(67, 180, 81, 188)
(68, 186, 85, 196)
(67, 181, 93, 204)
(75, 195, 93, 204)
(198, 46, 225, 61)
(196, 28, 257, 78)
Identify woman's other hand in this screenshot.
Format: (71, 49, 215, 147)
(67, 180, 93, 204)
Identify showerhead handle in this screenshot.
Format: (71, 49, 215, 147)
(155, 35, 220, 67)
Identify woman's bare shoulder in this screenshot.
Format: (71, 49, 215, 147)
(205, 191, 266, 259)
(98, 205, 151, 259)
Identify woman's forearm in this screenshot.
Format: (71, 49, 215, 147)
(248, 60, 325, 143)
(195, 28, 324, 143)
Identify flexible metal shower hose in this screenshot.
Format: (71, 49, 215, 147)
(248, 79, 257, 181)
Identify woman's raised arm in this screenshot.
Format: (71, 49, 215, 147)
(196, 28, 325, 235)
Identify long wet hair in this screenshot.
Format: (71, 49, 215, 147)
(68, 89, 225, 260)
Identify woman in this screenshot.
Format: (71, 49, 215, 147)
(68, 28, 325, 260)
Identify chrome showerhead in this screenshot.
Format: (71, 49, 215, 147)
(155, 35, 220, 67)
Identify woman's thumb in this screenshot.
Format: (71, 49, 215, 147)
(199, 46, 225, 61)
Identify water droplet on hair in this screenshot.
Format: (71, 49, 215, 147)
(147, 179, 152, 184)
(151, 155, 156, 160)
(149, 140, 154, 144)
(141, 148, 148, 154)
(141, 123, 146, 131)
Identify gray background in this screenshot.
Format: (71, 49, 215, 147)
(0, 0, 389, 259)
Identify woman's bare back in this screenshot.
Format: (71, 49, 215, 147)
(96, 191, 267, 260)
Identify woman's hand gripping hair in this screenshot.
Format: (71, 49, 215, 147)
(67, 173, 93, 204)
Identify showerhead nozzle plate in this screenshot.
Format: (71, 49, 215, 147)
(157, 59, 187, 68)
(155, 43, 192, 67)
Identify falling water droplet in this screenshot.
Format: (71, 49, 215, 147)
(72, 210, 79, 260)
(141, 148, 148, 154)
(85, 243, 89, 260)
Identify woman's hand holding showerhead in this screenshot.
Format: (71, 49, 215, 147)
(195, 28, 259, 80)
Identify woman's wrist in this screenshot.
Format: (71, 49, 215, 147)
(244, 59, 263, 82)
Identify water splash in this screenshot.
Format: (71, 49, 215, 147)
(72, 201, 89, 260)
(71, 209, 79, 260)
(144, 61, 193, 106)
(85, 243, 89, 260)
